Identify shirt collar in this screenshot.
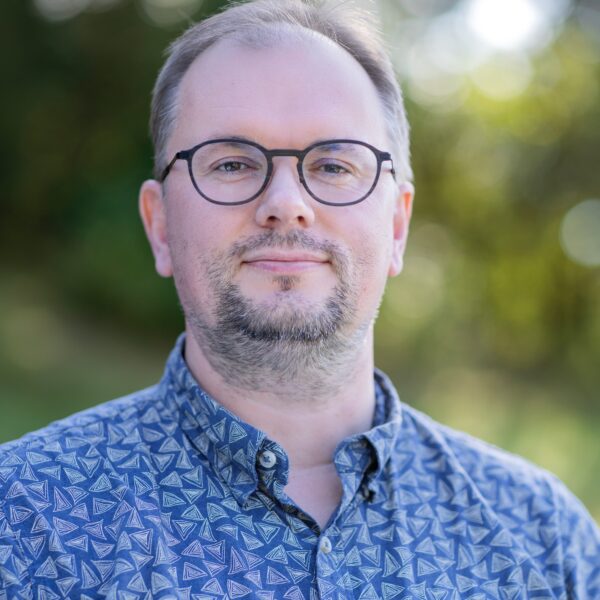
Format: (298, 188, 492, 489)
(160, 334, 403, 505)
(332, 369, 403, 501)
(161, 334, 266, 505)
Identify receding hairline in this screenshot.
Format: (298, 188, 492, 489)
(169, 23, 389, 148)
(226, 19, 338, 49)
(150, 0, 413, 182)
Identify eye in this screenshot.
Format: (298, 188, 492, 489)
(311, 159, 355, 177)
(320, 162, 349, 174)
(216, 160, 251, 172)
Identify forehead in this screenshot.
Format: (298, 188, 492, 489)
(171, 31, 389, 150)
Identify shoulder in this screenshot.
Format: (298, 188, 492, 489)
(0, 384, 169, 490)
(400, 403, 597, 520)
(401, 402, 565, 495)
(0, 385, 176, 592)
(398, 404, 600, 587)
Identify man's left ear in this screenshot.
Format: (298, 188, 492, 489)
(389, 182, 414, 277)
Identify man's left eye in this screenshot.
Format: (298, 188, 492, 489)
(323, 163, 345, 173)
(217, 161, 249, 172)
(316, 162, 352, 175)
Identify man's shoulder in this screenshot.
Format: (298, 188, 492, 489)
(403, 404, 566, 495)
(0, 384, 165, 466)
(400, 403, 595, 531)
(0, 383, 185, 595)
(390, 404, 600, 594)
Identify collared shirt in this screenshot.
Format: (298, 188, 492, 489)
(0, 335, 599, 599)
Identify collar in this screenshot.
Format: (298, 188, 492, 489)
(160, 334, 403, 506)
(332, 369, 403, 501)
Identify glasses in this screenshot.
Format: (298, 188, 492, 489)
(160, 138, 396, 207)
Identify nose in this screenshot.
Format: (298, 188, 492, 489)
(254, 158, 315, 230)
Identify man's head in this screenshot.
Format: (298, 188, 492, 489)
(139, 0, 414, 396)
(150, 0, 413, 184)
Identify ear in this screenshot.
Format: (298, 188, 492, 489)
(388, 181, 414, 277)
(139, 179, 173, 278)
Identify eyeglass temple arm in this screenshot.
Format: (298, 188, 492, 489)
(380, 152, 396, 179)
(160, 151, 188, 183)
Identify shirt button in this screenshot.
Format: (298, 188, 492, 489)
(258, 450, 277, 469)
(362, 485, 375, 502)
(319, 536, 332, 554)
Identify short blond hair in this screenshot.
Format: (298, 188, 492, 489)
(150, 0, 412, 182)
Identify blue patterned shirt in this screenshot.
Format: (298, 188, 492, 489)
(1, 335, 599, 599)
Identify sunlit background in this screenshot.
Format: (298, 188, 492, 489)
(1, 0, 599, 521)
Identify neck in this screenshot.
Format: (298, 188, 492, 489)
(184, 324, 377, 469)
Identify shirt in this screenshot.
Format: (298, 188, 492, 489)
(0, 334, 598, 600)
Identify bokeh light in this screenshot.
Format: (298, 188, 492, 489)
(469, 53, 533, 100)
(141, 0, 204, 26)
(34, 0, 92, 20)
(462, 0, 571, 52)
(464, 0, 545, 51)
(34, 0, 119, 20)
(386, 0, 572, 107)
(560, 199, 600, 268)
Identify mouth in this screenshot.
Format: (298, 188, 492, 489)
(242, 254, 330, 274)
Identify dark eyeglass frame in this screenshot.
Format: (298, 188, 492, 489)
(160, 137, 396, 207)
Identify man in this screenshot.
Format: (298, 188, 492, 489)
(1, 0, 599, 598)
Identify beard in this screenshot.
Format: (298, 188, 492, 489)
(177, 230, 374, 398)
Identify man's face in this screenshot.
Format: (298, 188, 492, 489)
(141, 33, 412, 386)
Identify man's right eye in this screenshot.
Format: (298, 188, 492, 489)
(216, 161, 249, 172)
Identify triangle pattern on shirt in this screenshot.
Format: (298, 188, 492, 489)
(0, 335, 598, 599)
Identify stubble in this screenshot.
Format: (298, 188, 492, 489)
(178, 230, 374, 400)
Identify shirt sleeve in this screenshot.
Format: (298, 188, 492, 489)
(554, 478, 600, 599)
(0, 499, 33, 599)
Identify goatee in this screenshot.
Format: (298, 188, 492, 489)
(181, 230, 371, 398)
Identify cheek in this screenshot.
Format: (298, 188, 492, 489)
(166, 193, 220, 263)
(166, 205, 208, 288)
(350, 226, 394, 300)
(350, 204, 395, 266)
(166, 200, 253, 300)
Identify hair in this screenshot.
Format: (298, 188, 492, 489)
(150, 0, 413, 182)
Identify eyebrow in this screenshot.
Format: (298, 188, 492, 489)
(313, 142, 352, 152)
(203, 133, 256, 144)
(204, 138, 258, 151)
(313, 143, 366, 161)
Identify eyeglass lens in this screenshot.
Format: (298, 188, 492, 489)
(190, 141, 379, 204)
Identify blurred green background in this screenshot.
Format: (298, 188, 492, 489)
(0, 0, 599, 522)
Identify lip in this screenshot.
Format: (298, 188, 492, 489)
(242, 252, 329, 273)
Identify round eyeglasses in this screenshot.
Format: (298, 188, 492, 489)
(160, 138, 396, 207)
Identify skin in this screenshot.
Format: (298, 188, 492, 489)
(139, 32, 413, 528)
